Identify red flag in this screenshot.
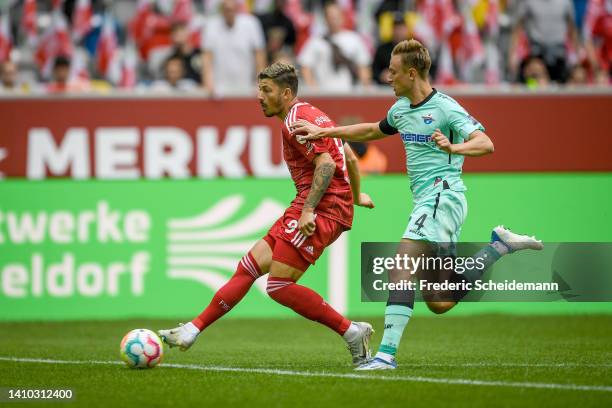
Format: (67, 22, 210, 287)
(172, 0, 194, 24)
(485, 0, 500, 37)
(0, 12, 11, 63)
(35, 3, 73, 78)
(438, 0, 461, 38)
(336, 0, 355, 30)
(285, 0, 313, 53)
(584, 0, 605, 39)
(457, 13, 485, 81)
(120, 43, 138, 89)
(435, 40, 457, 85)
(173, 0, 202, 48)
(129, 0, 154, 44)
(188, 15, 205, 49)
(69, 48, 90, 81)
(73, 0, 93, 41)
(97, 13, 119, 80)
(416, 0, 461, 49)
(22, 0, 38, 46)
(484, 40, 501, 85)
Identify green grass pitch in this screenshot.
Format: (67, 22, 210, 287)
(1, 315, 611, 407)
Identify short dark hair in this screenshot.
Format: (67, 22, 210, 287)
(392, 39, 431, 79)
(165, 55, 184, 67)
(258, 62, 299, 96)
(54, 55, 71, 69)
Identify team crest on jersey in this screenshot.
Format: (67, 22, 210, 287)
(422, 114, 435, 124)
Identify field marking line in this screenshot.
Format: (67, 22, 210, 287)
(1, 356, 611, 393)
(401, 362, 612, 368)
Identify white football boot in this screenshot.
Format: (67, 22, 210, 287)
(344, 322, 374, 366)
(355, 354, 397, 370)
(157, 322, 199, 351)
(491, 225, 544, 253)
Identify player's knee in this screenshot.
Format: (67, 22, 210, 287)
(426, 301, 455, 314)
(266, 277, 293, 301)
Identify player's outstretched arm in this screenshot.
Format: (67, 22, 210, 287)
(344, 143, 374, 209)
(432, 129, 494, 156)
(291, 120, 388, 143)
(298, 153, 336, 236)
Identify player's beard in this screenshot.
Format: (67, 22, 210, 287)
(262, 95, 283, 117)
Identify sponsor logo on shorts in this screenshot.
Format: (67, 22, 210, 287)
(305, 245, 314, 255)
(408, 228, 425, 237)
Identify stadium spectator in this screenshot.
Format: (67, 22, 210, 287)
(297, 1, 372, 91)
(583, 0, 612, 82)
(168, 22, 202, 83)
(0, 0, 610, 90)
(150, 55, 198, 92)
(0, 61, 19, 92)
(567, 63, 590, 84)
(372, 13, 408, 85)
(202, 0, 267, 95)
(46, 56, 91, 93)
(257, 0, 297, 62)
(509, 0, 580, 83)
(519, 55, 551, 88)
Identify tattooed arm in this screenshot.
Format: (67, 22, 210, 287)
(298, 152, 336, 236)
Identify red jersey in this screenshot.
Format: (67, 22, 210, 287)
(281, 101, 354, 229)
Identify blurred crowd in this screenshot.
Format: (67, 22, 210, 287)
(0, 0, 610, 95)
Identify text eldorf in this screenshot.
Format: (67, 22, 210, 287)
(0, 201, 151, 298)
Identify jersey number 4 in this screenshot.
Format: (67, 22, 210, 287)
(414, 214, 427, 230)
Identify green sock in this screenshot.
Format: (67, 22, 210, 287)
(378, 305, 413, 356)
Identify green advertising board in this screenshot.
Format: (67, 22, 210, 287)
(1, 174, 612, 321)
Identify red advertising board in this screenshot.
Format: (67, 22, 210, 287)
(0, 93, 610, 179)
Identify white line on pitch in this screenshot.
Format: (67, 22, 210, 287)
(400, 362, 612, 368)
(0, 357, 611, 393)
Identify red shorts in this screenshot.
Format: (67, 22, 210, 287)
(263, 206, 347, 271)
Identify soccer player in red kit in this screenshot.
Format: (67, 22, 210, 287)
(159, 62, 375, 365)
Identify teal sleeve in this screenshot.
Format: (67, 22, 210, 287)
(386, 105, 397, 129)
(446, 104, 485, 140)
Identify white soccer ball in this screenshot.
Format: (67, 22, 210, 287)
(120, 329, 164, 369)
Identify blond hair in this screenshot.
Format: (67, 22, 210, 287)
(258, 62, 299, 95)
(392, 39, 431, 79)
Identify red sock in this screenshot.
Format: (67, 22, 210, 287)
(192, 252, 261, 331)
(267, 277, 351, 335)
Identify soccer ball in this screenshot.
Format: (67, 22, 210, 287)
(120, 329, 163, 369)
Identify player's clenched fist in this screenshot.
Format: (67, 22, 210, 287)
(290, 119, 327, 144)
(431, 128, 454, 153)
(357, 192, 375, 209)
(298, 209, 317, 236)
